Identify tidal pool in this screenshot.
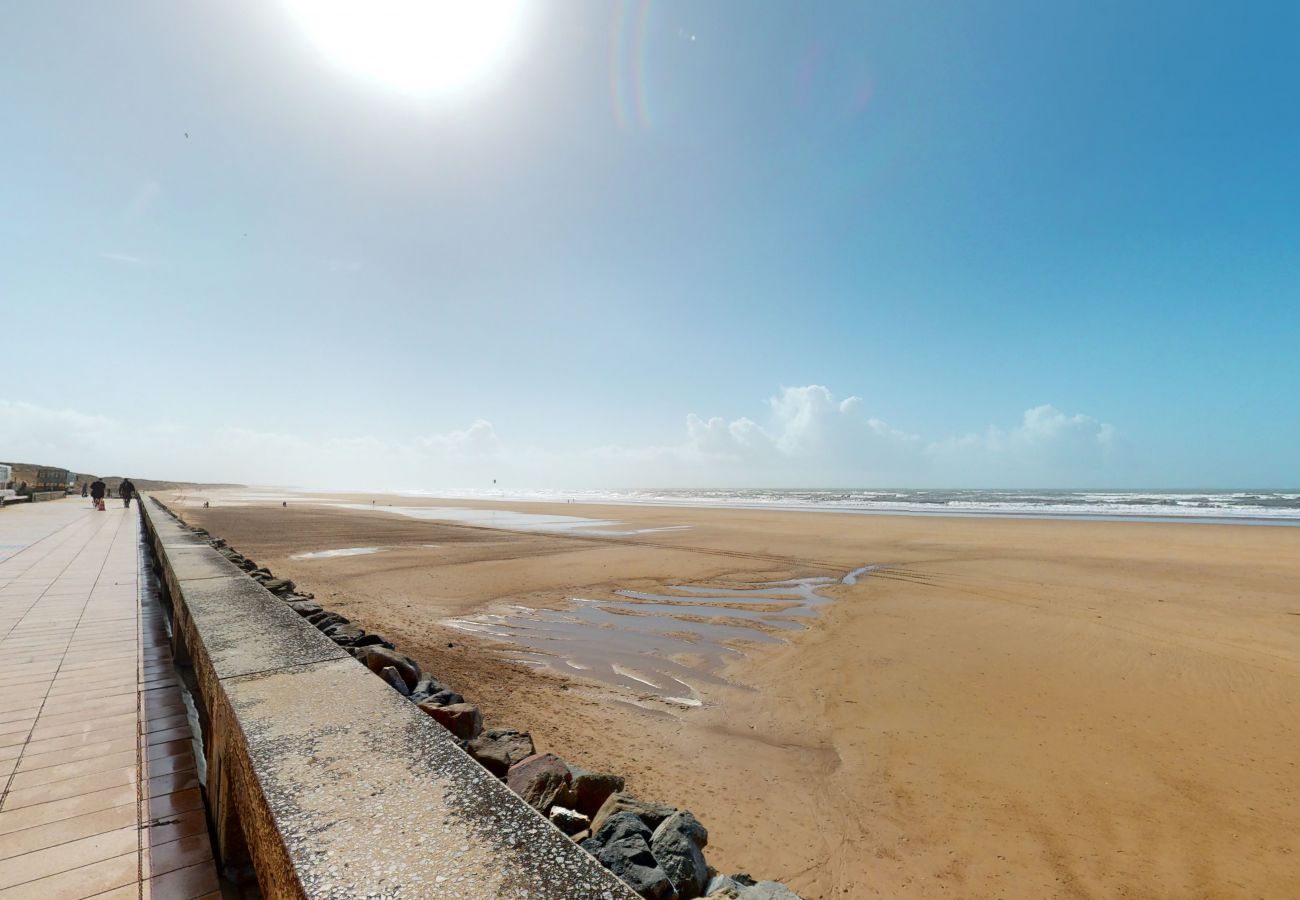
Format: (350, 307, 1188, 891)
(445, 565, 881, 707)
(290, 546, 385, 560)
(344, 503, 689, 537)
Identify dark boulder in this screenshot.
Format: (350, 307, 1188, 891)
(591, 793, 678, 836)
(409, 673, 452, 704)
(310, 612, 348, 630)
(566, 765, 626, 818)
(506, 753, 571, 813)
(411, 673, 449, 697)
(262, 577, 295, 594)
(324, 624, 366, 645)
(419, 702, 483, 740)
(425, 689, 464, 707)
(587, 810, 652, 847)
(350, 634, 394, 649)
(582, 812, 677, 900)
(651, 811, 709, 899)
(288, 601, 322, 617)
(466, 728, 535, 778)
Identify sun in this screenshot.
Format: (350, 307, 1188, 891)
(283, 0, 532, 97)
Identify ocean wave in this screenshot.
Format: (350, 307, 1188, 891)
(397, 487, 1300, 524)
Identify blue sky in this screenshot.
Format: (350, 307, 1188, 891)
(2, 1, 1297, 489)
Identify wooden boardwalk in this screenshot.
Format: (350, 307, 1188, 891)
(0, 500, 221, 899)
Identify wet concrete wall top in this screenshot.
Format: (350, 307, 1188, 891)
(139, 495, 637, 900)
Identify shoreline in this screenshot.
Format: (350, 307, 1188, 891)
(222, 486, 1300, 527)
(174, 489, 1300, 898)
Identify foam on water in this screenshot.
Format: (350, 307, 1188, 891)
(401, 488, 1300, 525)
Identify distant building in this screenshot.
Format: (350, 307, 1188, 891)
(34, 468, 72, 493)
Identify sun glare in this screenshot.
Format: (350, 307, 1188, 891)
(284, 0, 531, 97)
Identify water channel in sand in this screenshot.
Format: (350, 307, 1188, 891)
(445, 564, 881, 706)
(338, 503, 690, 537)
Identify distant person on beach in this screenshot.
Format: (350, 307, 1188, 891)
(90, 478, 107, 511)
(120, 479, 136, 508)
(81, 482, 88, 497)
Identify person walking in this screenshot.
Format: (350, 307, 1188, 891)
(80, 482, 88, 498)
(90, 478, 107, 511)
(120, 478, 136, 508)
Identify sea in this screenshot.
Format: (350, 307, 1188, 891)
(402, 488, 1300, 526)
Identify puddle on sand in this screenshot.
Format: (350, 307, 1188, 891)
(342, 503, 688, 537)
(446, 564, 881, 707)
(290, 546, 385, 560)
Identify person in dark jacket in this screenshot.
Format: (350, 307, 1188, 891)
(120, 479, 136, 508)
(90, 478, 107, 511)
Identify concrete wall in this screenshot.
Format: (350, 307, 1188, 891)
(139, 494, 637, 900)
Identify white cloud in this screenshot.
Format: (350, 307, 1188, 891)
(418, 419, 503, 456)
(0, 399, 508, 489)
(0, 389, 1120, 490)
(926, 404, 1117, 484)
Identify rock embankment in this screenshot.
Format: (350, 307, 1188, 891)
(171, 510, 803, 900)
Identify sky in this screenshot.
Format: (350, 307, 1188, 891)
(2, 1, 1297, 490)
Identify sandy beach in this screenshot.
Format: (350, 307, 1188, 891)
(175, 492, 1300, 899)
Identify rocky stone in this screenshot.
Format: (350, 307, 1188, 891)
(412, 672, 446, 693)
(309, 612, 348, 629)
(586, 810, 651, 847)
(379, 666, 411, 696)
(652, 811, 709, 899)
(466, 728, 535, 778)
(739, 882, 801, 900)
(506, 753, 572, 813)
(238, 559, 258, 572)
(549, 804, 590, 836)
(350, 633, 394, 649)
(262, 577, 295, 594)
(287, 600, 322, 617)
(356, 646, 421, 691)
(566, 765, 626, 818)
(420, 702, 483, 740)
(590, 792, 679, 836)
(425, 689, 464, 707)
(703, 875, 748, 898)
(581, 812, 677, 900)
(324, 623, 366, 645)
(250, 567, 273, 580)
(704, 875, 800, 900)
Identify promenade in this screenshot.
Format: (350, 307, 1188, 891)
(0, 500, 220, 899)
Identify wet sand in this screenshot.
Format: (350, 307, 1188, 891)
(175, 491, 1300, 899)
